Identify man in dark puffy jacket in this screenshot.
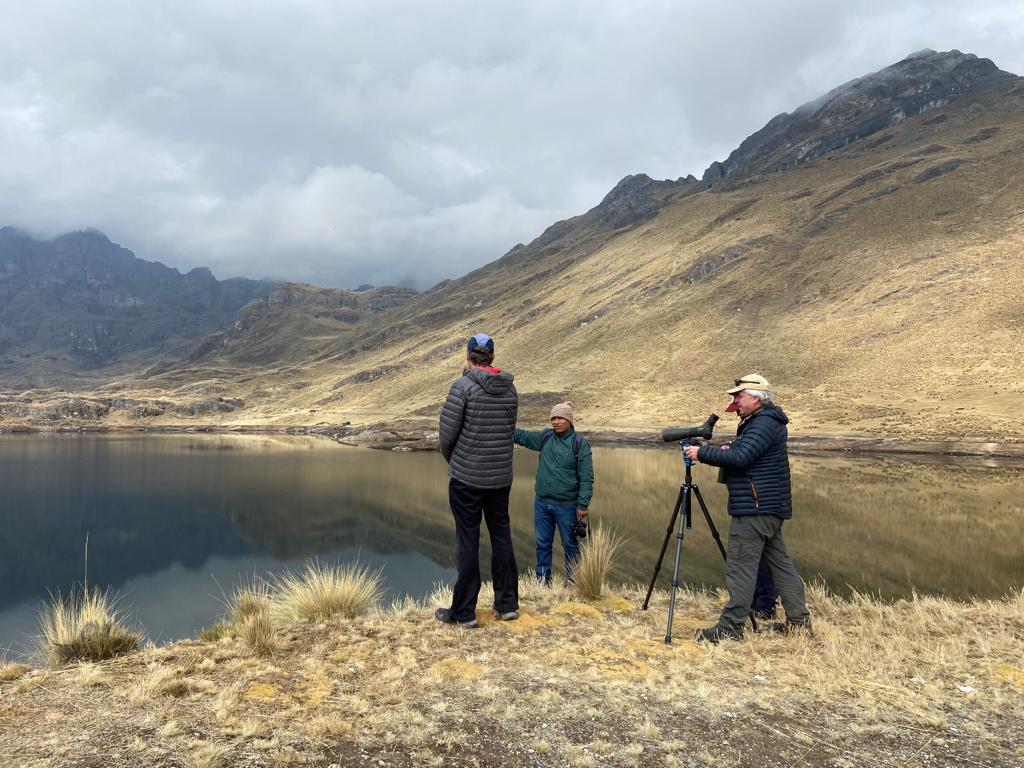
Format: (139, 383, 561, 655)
(514, 401, 594, 584)
(684, 374, 812, 642)
(435, 332, 519, 629)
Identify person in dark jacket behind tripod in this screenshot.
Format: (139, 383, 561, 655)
(684, 374, 812, 643)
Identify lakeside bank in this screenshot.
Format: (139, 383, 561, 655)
(2, 580, 1022, 767)
(4, 418, 1024, 460)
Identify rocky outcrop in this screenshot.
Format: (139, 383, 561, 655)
(592, 173, 699, 228)
(700, 50, 1017, 188)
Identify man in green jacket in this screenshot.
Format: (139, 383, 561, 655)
(514, 402, 594, 585)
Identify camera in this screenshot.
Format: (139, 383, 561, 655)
(661, 413, 719, 443)
(571, 517, 588, 540)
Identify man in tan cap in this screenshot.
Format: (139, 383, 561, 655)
(683, 374, 812, 642)
(514, 402, 594, 585)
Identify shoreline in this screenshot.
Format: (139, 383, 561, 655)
(3, 420, 1024, 459)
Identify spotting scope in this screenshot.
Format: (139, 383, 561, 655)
(661, 414, 719, 443)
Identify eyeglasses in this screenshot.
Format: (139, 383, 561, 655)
(734, 379, 759, 386)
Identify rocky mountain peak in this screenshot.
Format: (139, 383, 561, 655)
(0, 230, 275, 383)
(594, 173, 698, 228)
(701, 49, 1017, 187)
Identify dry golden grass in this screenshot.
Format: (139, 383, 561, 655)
(574, 525, 624, 600)
(198, 620, 232, 642)
(2, 579, 1022, 766)
(228, 575, 273, 625)
(238, 609, 277, 658)
(272, 560, 384, 622)
(38, 587, 140, 666)
(0, 660, 31, 681)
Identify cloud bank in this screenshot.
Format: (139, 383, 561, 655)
(1, 1, 1022, 288)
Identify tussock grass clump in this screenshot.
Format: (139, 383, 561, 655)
(239, 610, 277, 657)
(229, 577, 273, 625)
(39, 588, 140, 666)
(574, 525, 624, 600)
(272, 561, 383, 622)
(198, 620, 232, 642)
(0, 661, 32, 681)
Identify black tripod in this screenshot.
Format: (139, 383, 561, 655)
(641, 440, 757, 643)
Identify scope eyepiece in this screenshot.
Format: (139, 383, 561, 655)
(662, 413, 719, 443)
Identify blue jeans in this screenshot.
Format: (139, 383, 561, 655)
(534, 499, 580, 582)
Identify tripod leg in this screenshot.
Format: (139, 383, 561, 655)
(692, 485, 726, 561)
(664, 482, 692, 644)
(693, 484, 758, 632)
(642, 485, 684, 610)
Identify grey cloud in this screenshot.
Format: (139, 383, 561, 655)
(1, 1, 1022, 288)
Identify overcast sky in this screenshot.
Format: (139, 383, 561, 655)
(1, 1, 1022, 289)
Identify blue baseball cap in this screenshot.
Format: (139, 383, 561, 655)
(467, 332, 494, 354)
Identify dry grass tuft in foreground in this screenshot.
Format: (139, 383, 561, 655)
(271, 560, 384, 622)
(574, 525, 624, 600)
(38, 587, 140, 666)
(0, 661, 31, 681)
(229, 576, 273, 625)
(238, 607, 277, 658)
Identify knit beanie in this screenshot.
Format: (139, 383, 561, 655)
(549, 402, 574, 424)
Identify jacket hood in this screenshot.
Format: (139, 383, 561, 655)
(755, 403, 789, 425)
(465, 366, 515, 395)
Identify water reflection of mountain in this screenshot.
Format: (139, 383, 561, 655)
(0, 438, 255, 609)
(0, 436, 1021, 610)
(222, 441, 1024, 599)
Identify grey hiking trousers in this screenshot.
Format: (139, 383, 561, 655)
(719, 514, 811, 631)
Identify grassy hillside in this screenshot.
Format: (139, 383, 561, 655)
(109, 69, 1024, 442)
(5, 53, 1023, 443)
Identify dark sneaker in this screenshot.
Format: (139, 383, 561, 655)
(492, 609, 519, 621)
(434, 607, 478, 629)
(694, 625, 743, 644)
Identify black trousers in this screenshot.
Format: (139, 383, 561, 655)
(448, 479, 519, 622)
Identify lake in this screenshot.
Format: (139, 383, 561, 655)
(1, 434, 1022, 654)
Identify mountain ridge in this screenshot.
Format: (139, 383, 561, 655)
(0, 228, 277, 388)
(3, 49, 1024, 442)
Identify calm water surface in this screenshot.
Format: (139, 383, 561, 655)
(1, 434, 1022, 653)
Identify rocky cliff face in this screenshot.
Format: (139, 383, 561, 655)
(701, 49, 1019, 187)
(0, 228, 274, 386)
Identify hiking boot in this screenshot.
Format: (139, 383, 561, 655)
(694, 625, 743, 644)
(751, 608, 777, 621)
(492, 609, 519, 621)
(434, 607, 478, 629)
